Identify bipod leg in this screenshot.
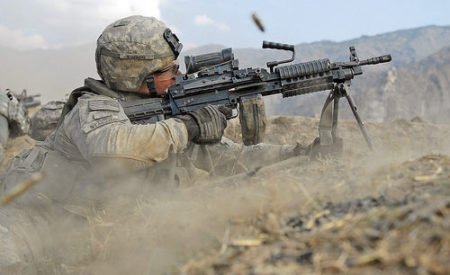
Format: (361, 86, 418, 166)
(332, 95, 340, 141)
(341, 84, 373, 150)
(318, 88, 339, 146)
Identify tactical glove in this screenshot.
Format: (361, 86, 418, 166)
(179, 105, 227, 144)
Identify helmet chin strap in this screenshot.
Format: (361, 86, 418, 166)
(145, 75, 158, 97)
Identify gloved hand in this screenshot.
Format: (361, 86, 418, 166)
(178, 105, 227, 144)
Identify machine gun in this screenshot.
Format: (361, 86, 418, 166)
(122, 41, 392, 148)
(15, 89, 41, 109)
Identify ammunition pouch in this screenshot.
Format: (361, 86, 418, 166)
(0, 144, 89, 203)
(0, 145, 48, 194)
(238, 94, 267, 145)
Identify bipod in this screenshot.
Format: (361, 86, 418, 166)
(318, 81, 373, 150)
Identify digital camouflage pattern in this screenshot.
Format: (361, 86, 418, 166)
(0, 89, 30, 163)
(29, 101, 65, 141)
(0, 89, 30, 142)
(0, 14, 305, 271)
(1, 78, 299, 191)
(0, 92, 9, 152)
(96, 15, 176, 92)
(0, 90, 8, 120)
(0, 78, 191, 209)
(0, 116, 6, 162)
(52, 93, 189, 169)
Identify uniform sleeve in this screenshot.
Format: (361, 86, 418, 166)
(189, 136, 296, 175)
(63, 95, 189, 167)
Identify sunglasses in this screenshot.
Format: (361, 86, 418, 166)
(155, 63, 179, 75)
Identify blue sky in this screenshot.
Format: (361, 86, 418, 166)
(162, 0, 450, 49)
(0, 0, 449, 50)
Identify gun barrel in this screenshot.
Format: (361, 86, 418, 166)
(359, 54, 392, 66)
(23, 101, 41, 108)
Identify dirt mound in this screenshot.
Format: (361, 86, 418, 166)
(179, 117, 450, 274)
(181, 155, 450, 274)
(1, 116, 450, 274)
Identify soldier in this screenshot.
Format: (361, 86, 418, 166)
(29, 100, 65, 141)
(0, 15, 339, 272)
(3, 15, 311, 189)
(0, 89, 30, 163)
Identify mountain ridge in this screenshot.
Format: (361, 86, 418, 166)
(1, 25, 449, 123)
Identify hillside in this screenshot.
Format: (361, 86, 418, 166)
(1, 25, 449, 123)
(270, 46, 450, 123)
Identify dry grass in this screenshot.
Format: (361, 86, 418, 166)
(1, 116, 449, 274)
(181, 155, 450, 275)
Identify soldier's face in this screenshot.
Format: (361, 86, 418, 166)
(153, 63, 180, 95)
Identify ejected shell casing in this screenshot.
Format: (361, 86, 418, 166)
(251, 13, 265, 32)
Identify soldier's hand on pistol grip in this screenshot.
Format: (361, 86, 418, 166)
(179, 105, 228, 144)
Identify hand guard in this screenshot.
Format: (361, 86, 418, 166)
(179, 105, 227, 144)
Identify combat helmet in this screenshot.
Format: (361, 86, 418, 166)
(95, 15, 182, 92)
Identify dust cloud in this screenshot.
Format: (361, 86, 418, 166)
(1, 116, 450, 274)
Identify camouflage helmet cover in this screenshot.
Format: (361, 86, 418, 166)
(96, 15, 182, 92)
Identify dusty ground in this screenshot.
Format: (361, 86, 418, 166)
(181, 116, 450, 275)
(1, 116, 449, 275)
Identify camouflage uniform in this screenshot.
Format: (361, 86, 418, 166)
(0, 80, 297, 272)
(52, 88, 189, 169)
(0, 16, 298, 271)
(2, 76, 295, 186)
(29, 100, 65, 141)
(2, 14, 296, 185)
(0, 89, 30, 162)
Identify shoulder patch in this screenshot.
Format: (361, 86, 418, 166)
(93, 112, 113, 120)
(76, 97, 129, 134)
(81, 114, 128, 134)
(88, 100, 120, 112)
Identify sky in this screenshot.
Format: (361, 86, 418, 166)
(0, 0, 449, 51)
